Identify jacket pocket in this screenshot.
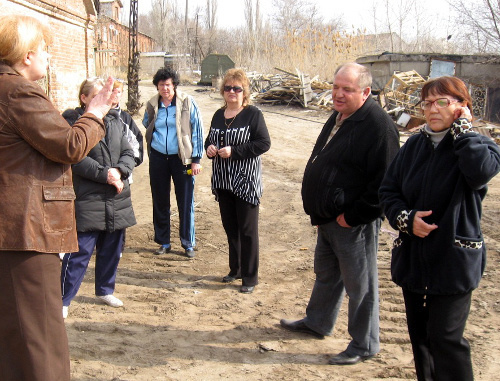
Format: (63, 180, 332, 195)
(42, 186, 76, 233)
(454, 235, 483, 250)
(390, 235, 411, 288)
(319, 186, 344, 218)
(447, 235, 485, 292)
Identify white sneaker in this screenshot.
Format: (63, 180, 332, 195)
(62, 306, 68, 319)
(97, 294, 123, 307)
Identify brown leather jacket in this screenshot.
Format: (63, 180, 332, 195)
(0, 63, 105, 253)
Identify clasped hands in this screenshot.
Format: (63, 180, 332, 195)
(206, 144, 231, 159)
(107, 167, 123, 193)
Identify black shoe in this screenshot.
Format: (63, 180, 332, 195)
(222, 274, 241, 283)
(279, 318, 325, 339)
(240, 285, 254, 294)
(328, 350, 373, 365)
(185, 248, 195, 258)
(154, 245, 171, 255)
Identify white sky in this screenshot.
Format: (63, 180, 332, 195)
(129, 0, 452, 35)
(132, 0, 373, 29)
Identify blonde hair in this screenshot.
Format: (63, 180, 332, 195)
(0, 15, 52, 66)
(219, 68, 251, 108)
(113, 80, 124, 90)
(335, 62, 372, 90)
(78, 77, 105, 108)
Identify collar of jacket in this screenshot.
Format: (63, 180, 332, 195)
(332, 95, 376, 123)
(0, 62, 19, 76)
(106, 108, 120, 119)
(157, 94, 177, 108)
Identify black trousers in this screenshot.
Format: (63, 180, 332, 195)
(217, 189, 259, 287)
(402, 289, 474, 381)
(149, 149, 195, 249)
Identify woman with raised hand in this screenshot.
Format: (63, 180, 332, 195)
(0, 15, 117, 381)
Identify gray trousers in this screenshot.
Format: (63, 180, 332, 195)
(304, 218, 381, 356)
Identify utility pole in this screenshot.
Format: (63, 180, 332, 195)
(127, 0, 142, 115)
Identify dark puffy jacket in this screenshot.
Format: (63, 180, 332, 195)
(63, 108, 136, 232)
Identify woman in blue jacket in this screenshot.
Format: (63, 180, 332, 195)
(380, 76, 500, 381)
(143, 68, 204, 258)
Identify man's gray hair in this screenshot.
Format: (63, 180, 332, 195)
(334, 63, 372, 89)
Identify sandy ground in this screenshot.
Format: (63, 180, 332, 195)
(65, 83, 500, 381)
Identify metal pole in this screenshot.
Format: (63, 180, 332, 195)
(126, 0, 142, 115)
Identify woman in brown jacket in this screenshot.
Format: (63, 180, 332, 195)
(0, 15, 117, 381)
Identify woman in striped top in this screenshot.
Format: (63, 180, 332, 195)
(205, 68, 271, 294)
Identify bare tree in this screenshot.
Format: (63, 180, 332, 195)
(153, 0, 170, 51)
(449, 0, 500, 52)
(271, 0, 321, 34)
(205, 0, 218, 30)
(205, 0, 218, 53)
(244, 0, 254, 33)
(244, 0, 263, 60)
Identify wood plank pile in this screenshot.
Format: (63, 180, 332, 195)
(381, 70, 426, 119)
(248, 68, 333, 110)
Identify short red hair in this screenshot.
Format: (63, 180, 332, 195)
(421, 76, 473, 116)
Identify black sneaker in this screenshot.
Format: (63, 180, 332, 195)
(222, 274, 241, 283)
(154, 245, 171, 255)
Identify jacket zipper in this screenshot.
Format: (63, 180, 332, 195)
(420, 140, 435, 289)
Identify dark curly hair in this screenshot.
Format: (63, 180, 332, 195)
(152, 67, 180, 89)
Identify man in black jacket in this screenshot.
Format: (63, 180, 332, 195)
(280, 63, 400, 365)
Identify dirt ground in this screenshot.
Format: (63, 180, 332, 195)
(65, 82, 500, 381)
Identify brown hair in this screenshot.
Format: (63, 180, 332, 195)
(0, 15, 52, 66)
(421, 76, 473, 115)
(219, 68, 251, 108)
(78, 77, 105, 108)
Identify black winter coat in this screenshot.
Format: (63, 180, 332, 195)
(380, 121, 500, 294)
(301, 97, 400, 226)
(63, 108, 137, 232)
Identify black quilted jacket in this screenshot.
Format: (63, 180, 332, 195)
(63, 108, 136, 232)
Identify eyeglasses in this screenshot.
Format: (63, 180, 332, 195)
(420, 98, 459, 110)
(224, 86, 243, 93)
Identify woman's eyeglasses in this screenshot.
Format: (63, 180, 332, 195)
(420, 98, 459, 110)
(224, 86, 243, 93)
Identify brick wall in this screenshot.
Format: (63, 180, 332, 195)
(95, 15, 156, 79)
(0, 0, 97, 112)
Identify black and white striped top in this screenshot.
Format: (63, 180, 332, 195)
(205, 105, 271, 205)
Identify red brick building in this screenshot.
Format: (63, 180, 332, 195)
(1, 0, 98, 111)
(1, 0, 156, 111)
(95, 0, 155, 78)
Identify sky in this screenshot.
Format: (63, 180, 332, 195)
(131, 0, 372, 30)
(125, 0, 452, 36)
